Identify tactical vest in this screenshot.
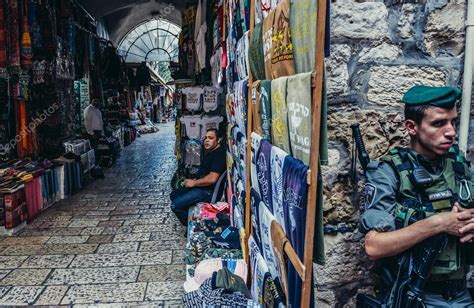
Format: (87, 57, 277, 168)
(381, 146, 474, 280)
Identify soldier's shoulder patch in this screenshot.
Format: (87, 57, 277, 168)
(364, 183, 377, 210)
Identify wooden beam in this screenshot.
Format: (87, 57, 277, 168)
(244, 0, 256, 265)
(301, 0, 327, 306)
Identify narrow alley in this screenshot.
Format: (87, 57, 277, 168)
(0, 124, 186, 306)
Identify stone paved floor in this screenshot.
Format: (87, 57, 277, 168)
(0, 123, 187, 306)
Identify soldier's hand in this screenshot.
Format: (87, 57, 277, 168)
(435, 205, 471, 237)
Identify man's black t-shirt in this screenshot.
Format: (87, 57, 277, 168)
(197, 145, 227, 191)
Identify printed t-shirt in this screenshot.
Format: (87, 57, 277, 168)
(287, 72, 312, 165)
(251, 81, 263, 136)
(260, 80, 272, 140)
(262, 10, 275, 80)
(200, 115, 224, 136)
(270, 145, 288, 233)
(271, 0, 295, 79)
(271, 77, 290, 154)
(183, 87, 204, 112)
(180, 115, 202, 140)
(203, 86, 223, 112)
(256, 139, 273, 212)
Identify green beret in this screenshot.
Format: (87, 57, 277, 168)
(402, 85, 461, 108)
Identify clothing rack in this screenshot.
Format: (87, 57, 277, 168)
(242, 0, 328, 306)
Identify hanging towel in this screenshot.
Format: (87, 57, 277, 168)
(271, 0, 295, 79)
(256, 139, 272, 212)
(260, 80, 272, 140)
(270, 145, 288, 233)
(248, 22, 265, 80)
(271, 77, 290, 154)
(287, 72, 312, 165)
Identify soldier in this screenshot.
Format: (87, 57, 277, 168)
(359, 85, 474, 306)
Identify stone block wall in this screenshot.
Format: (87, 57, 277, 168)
(315, 0, 469, 306)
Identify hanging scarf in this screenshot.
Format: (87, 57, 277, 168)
(0, 1, 7, 70)
(8, 0, 21, 68)
(20, 1, 33, 69)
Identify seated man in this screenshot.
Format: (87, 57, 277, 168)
(170, 128, 226, 226)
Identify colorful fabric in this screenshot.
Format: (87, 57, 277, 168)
(250, 132, 262, 197)
(287, 72, 312, 165)
(251, 81, 263, 136)
(271, 77, 290, 153)
(258, 204, 279, 281)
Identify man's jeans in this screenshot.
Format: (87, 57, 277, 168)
(170, 187, 213, 225)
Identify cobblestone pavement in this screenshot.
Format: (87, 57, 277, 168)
(0, 123, 187, 306)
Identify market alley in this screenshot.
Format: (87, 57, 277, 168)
(0, 123, 186, 306)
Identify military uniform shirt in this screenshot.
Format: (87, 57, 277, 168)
(359, 161, 399, 234)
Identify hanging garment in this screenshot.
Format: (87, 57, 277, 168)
(20, 8, 33, 69)
(271, 76, 290, 153)
(287, 72, 312, 165)
(270, 145, 288, 233)
(0, 1, 6, 69)
(281, 154, 310, 308)
(8, 0, 20, 68)
(180, 115, 202, 140)
(250, 188, 263, 250)
(250, 132, 262, 197)
(251, 81, 263, 136)
(184, 139, 202, 166)
(183, 87, 204, 112)
(256, 138, 273, 211)
(202, 86, 223, 112)
(258, 203, 280, 282)
(271, 0, 295, 79)
(262, 9, 275, 80)
(249, 23, 265, 81)
(210, 48, 223, 87)
(290, 0, 316, 74)
(259, 80, 272, 140)
(200, 115, 224, 136)
(249, 235, 268, 305)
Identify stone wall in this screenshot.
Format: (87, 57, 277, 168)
(316, 0, 469, 306)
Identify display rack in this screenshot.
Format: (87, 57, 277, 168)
(242, 0, 328, 306)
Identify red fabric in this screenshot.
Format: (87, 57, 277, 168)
(199, 202, 230, 220)
(25, 177, 42, 219)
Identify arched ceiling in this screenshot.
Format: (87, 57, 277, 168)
(77, 0, 195, 45)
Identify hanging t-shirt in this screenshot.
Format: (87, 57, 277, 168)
(183, 87, 204, 112)
(200, 115, 224, 136)
(249, 236, 267, 305)
(271, 0, 295, 79)
(251, 81, 263, 137)
(271, 77, 290, 154)
(262, 10, 275, 80)
(290, 0, 317, 74)
(210, 48, 223, 87)
(250, 132, 262, 197)
(180, 115, 202, 140)
(270, 145, 288, 233)
(249, 23, 266, 81)
(203, 86, 223, 112)
(256, 139, 273, 212)
(250, 188, 263, 251)
(260, 80, 272, 140)
(282, 155, 309, 308)
(258, 204, 279, 281)
(287, 72, 312, 165)
(184, 139, 202, 166)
